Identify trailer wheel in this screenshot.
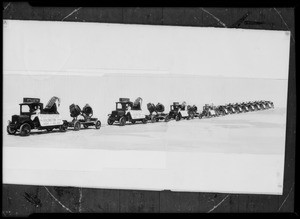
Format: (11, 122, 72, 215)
(142, 118, 147, 124)
(119, 117, 126, 126)
(95, 120, 101, 129)
(20, 123, 31, 136)
(151, 115, 156, 123)
(164, 116, 170, 122)
(59, 125, 67, 132)
(74, 121, 81, 131)
(7, 125, 17, 135)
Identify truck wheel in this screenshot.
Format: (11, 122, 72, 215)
(20, 123, 31, 136)
(119, 117, 126, 126)
(74, 121, 81, 131)
(107, 117, 114, 125)
(7, 125, 17, 135)
(142, 118, 147, 124)
(95, 120, 101, 129)
(175, 115, 181, 121)
(131, 120, 136, 124)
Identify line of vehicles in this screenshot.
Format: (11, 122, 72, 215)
(7, 97, 274, 136)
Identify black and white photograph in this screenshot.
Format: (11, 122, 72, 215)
(2, 3, 296, 214)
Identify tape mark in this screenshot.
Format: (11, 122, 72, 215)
(44, 186, 73, 213)
(3, 2, 11, 10)
(278, 183, 294, 211)
(201, 8, 227, 28)
(273, 8, 295, 42)
(208, 194, 229, 213)
(62, 7, 82, 21)
(229, 11, 251, 28)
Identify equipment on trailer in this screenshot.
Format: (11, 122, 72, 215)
(107, 97, 147, 126)
(146, 102, 168, 123)
(187, 105, 199, 119)
(165, 102, 190, 121)
(216, 105, 229, 116)
(7, 97, 68, 136)
(68, 104, 101, 130)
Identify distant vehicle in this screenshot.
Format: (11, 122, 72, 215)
(199, 104, 217, 118)
(233, 103, 243, 113)
(165, 102, 190, 121)
(107, 97, 147, 126)
(68, 104, 101, 130)
(216, 105, 229, 116)
(7, 97, 68, 136)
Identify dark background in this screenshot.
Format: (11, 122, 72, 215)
(2, 2, 296, 214)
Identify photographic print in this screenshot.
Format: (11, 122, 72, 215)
(3, 19, 290, 195)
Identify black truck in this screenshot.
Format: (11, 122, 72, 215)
(7, 97, 68, 136)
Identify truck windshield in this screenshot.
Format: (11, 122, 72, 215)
(21, 105, 30, 113)
(116, 103, 123, 110)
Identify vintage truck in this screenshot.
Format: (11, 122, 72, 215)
(107, 97, 147, 126)
(165, 102, 190, 121)
(7, 97, 68, 136)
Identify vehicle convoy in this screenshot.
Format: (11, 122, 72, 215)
(68, 104, 101, 130)
(107, 97, 147, 126)
(146, 102, 168, 123)
(199, 104, 217, 118)
(165, 102, 190, 121)
(7, 97, 68, 136)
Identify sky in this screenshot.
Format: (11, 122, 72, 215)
(3, 19, 290, 79)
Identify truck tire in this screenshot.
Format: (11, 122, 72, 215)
(20, 123, 31, 136)
(142, 118, 147, 124)
(95, 120, 101, 129)
(175, 114, 181, 121)
(107, 117, 114, 125)
(119, 117, 126, 126)
(7, 124, 17, 135)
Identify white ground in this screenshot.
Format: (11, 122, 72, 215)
(3, 108, 286, 195)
